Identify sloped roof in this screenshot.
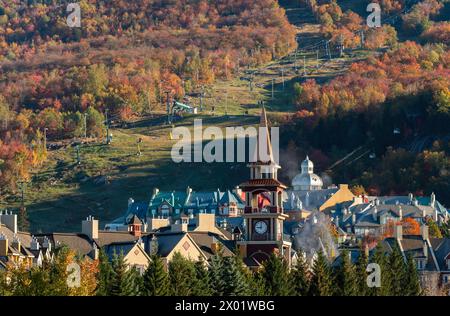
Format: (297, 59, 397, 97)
(42, 233, 94, 256)
(104, 242, 139, 260)
(219, 190, 244, 207)
(127, 215, 142, 225)
(189, 232, 235, 260)
(284, 188, 339, 211)
(152, 233, 186, 257)
(149, 191, 188, 208)
(430, 238, 450, 271)
(95, 231, 148, 248)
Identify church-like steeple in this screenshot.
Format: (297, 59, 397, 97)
(254, 106, 275, 164)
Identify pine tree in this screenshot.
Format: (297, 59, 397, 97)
(387, 244, 406, 296)
(221, 256, 249, 296)
(142, 255, 170, 296)
(168, 252, 196, 296)
(110, 252, 141, 296)
(261, 253, 293, 296)
(96, 249, 113, 296)
(404, 254, 422, 296)
(17, 206, 29, 232)
(355, 246, 369, 296)
(209, 252, 226, 295)
(192, 258, 211, 296)
(250, 270, 267, 296)
(335, 249, 358, 296)
(291, 252, 310, 296)
(309, 251, 333, 296)
(368, 243, 389, 296)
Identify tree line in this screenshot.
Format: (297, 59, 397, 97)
(0, 244, 423, 296)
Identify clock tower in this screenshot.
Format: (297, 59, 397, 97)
(238, 107, 291, 268)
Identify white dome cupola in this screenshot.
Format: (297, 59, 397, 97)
(301, 156, 314, 174)
(292, 156, 323, 191)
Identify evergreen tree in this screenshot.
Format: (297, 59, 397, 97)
(46, 246, 72, 295)
(17, 206, 29, 232)
(142, 255, 170, 296)
(168, 252, 196, 296)
(291, 252, 310, 296)
(192, 258, 211, 296)
(335, 249, 358, 296)
(404, 254, 422, 296)
(355, 246, 369, 296)
(250, 270, 267, 296)
(261, 253, 293, 296)
(369, 243, 389, 296)
(221, 256, 249, 296)
(110, 252, 141, 296)
(387, 244, 406, 296)
(209, 252, 226, 295)
(309, 251, 333, 296)
(96, 249, 113, 296)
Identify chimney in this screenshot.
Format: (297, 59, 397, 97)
(423, 241, 428, 259)
(186, 186, 192, 196)
(343, 207, 348, 216)
(0, 233, 8, 256)
(171, 216, 188, 233)
(152, 187, 160, 196)
(147, 217, 170, 231)
(128, 197, 134, 210)
(196, 213, 216, 232)
(30, 236, 40, 251)
(433, 208, 438, 222)
(211, 237, 219, 254)
(233, 186, 242, 198)
(375, 199, 380, 206)
(91, 243, 99, 260)
(394, 225, 403, 240)
(398, 207, 403, 220)
(82, 215, 99, 240)
(11, 235, 21, 252)
(421, 225, 429, 241)
(430, 192, 436, 208)
(42, 236, 52, 252)
(373, 207, 378, 221)
(149, 235, 159, 256)
(408, 193, 413, 203)
(2, 211, 17, 234)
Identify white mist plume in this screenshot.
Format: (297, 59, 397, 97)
(294, 211, 339, 262)
(280, 147, 300, 182)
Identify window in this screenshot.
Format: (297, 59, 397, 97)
(443, 275, 449, 284)
(416, 259, 425, 270)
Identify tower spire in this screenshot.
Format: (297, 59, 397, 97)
(257, 106, 274, 163)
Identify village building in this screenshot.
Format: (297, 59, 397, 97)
(329, 193, 449, 240)
(0, 211, 51, 270)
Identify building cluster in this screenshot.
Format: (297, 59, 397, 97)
(1, 108, 449, 291)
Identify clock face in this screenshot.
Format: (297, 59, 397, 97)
(254, 221, 268, 235)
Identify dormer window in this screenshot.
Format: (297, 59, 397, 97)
(416, 259, 425, 270)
